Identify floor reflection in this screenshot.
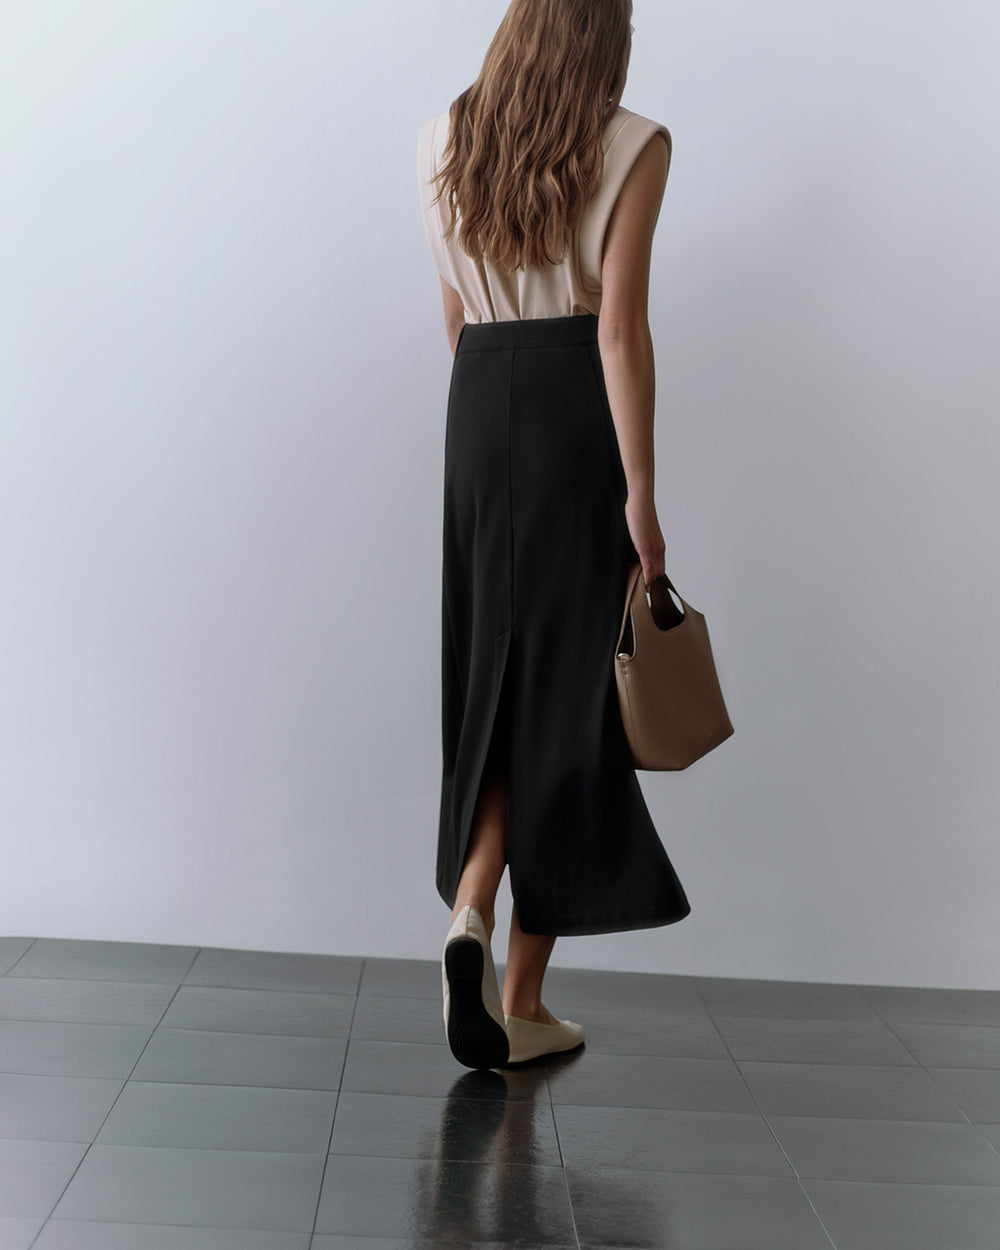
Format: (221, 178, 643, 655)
(410, 1058, 664, 1246)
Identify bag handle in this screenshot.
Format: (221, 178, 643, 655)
(615, 562, 687, 658)
(649, 572, 686, 631)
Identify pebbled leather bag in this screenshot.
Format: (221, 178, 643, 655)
(614, 561, 734, 770)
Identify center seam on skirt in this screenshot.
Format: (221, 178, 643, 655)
(506, 347, 515, 633)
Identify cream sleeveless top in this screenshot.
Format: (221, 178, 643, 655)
(416, 105, 670, 323)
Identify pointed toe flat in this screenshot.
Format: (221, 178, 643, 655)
(503, 1012, 586, 1063)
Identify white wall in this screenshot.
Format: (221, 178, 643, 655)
(1, 0, 997, 988)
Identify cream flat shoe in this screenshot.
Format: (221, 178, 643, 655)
(503, 1012, 586, 1063)
(441, 904, 509, 1069)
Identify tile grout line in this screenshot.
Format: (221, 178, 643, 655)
(862, 996, 980, 1128)
(545, 1067, 584, 1250)
(305, 955, 366, 1247)
(24, 943, 205, 1250)
(2, 936, 40, 977)
(688, 976, 842, 1249)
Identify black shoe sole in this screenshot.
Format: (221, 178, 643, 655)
(444, 936, 509, 1069)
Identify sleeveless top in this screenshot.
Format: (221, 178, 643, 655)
(416, 105, 670, 323)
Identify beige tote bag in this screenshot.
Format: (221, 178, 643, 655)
(615, 561, 734, 770)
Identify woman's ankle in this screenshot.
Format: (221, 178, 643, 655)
(451, 897, 495, 938)
(502, 987, 543, 1016)
(503, 997, 556, 1024)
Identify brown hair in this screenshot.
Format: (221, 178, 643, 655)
(429, 0, 633, 273)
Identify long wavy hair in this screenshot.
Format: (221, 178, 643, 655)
(429, 0, 633, 273)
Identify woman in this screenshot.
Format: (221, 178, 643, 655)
(416, 0, 691, 1070)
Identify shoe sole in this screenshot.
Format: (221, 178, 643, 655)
(505, 1038, 585, 1064)
(443, 937, 509, 1069)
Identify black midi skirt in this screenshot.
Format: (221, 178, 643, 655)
(437, 312, 692, 937)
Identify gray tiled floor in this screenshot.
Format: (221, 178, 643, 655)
(1, 938, 999, 1248)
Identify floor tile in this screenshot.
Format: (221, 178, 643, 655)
(0, 1218, 44, 1250)
(551, 1002, 729, 1058)
(51, 1143, 325, 1231)
(341, 1039, 544, 1101)
(554, 1104, 793, 1176)
(312, 1240, 576, 1249)
(95, 1080, 338, 1152)
(160, 985, 356, 1037)
(0, 1140, 88, 1218)
(567, 1165, 833, 1249)
(183, 947, 362, 994)
(696, 976, 881, 1021)
(768, 1114, 1000, 1184)
(314, 1153, 576, 1243)
(131, 1027, 346, 1090)
(34, 1224, 309, 1249)
(803, 1178, 1000, 1250)
(7, 939, 197, 983)
(0, 937, 36, 974)
(547, 1051, 757, 1112)
(311, 1241, 406, 1250)
(351, 994, 446, 1045)
(925, 1066, 1000, 1122)
(978, 1122, 1000, 1151)
(358, 958, 442, 1000)
(0, 976, 175, 1025)
(861, 985, 1000, 1026)
(0, 1073, 123, 1142)
(737, 1060, 969, 1121)
(4, 937, 999, 1248)
(712, 1014, 919, 1065)
(888, 1021, 1000, 1068)
(330, 1090, 560, 1164)
(0, 1020, 153, 1078)
(543, 967, 707, 1015)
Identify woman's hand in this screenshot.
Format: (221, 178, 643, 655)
(624, 491, 665, 589)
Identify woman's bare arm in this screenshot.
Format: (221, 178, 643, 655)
(597, 130, 671, 586)
(439, 274, 466, 355)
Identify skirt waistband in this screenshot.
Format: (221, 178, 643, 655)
(456, 313, 599, 354)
